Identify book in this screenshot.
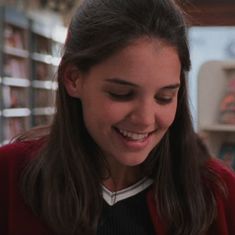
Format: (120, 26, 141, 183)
(3, 86, 29, 108)
(34, 89, 54, 107)
(4, 56, 27, 78)
(4, 24, 25, 49)
(3, 117, 27, 140)
(35, 62, 50, 80)
(219, 142, 235, 170)
(219, 77, 235, 124)
(34, 34, 50, 54)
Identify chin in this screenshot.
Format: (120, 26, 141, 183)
(117, 155, 148, 167)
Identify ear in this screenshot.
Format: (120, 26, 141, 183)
(63, 66, 83, 98)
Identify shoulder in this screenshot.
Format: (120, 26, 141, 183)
(0, 139, 43, 155)
(206, 159, 235, 231)
(0, 139, 44, 200)
(205, 158, 235, 199)
(206, 158, 235, 189)
(0, 139, 44, 177)
(0, 139, 51, 234)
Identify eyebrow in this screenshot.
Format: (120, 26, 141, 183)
(159, 84, 180, 91)
(104, 78, 139, 87)
(105, 78, 180, 90)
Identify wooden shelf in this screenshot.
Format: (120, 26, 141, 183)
(33, 107, 55, 116)
(2, 108, 31, 117)
(32, 80, 57, 90)
(202, 124, 235, 132)
(3, 46, 29, 58)
(32, 52, 52, 64)
(2, 77, 30, 87)
(51, 57, 61, 66)
(198, 60, 235, 159)
(222, 60, 235, 70)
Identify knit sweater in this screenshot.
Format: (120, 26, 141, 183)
(98, 184, 155, 235)
(0, 140, 235, 234)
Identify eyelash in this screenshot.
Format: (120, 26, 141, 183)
(155, 96, 173, 104)
(108, 92, 175, 104)
(108, 92, 134, 101)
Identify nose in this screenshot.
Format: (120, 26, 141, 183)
(128, 99, 156, 128)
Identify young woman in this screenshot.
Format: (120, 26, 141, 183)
(0, 0, 235, 234)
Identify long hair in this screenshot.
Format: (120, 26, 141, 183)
(20, 0, 221, 234)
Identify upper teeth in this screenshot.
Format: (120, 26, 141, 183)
(118, 129, 149, 140)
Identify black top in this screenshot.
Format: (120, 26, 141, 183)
(97, 187, 155, 235)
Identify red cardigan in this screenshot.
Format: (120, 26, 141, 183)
(0, 140, 235, 235)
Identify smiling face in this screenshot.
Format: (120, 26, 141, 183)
(66, 38, 181, 181)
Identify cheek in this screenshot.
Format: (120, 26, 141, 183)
(82, 99, 125, 128)
(158, 103, 177, 128)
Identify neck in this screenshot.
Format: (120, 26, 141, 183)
(102, 165, 143, 192)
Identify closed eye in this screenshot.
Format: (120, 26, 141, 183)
(155, 91, 178, 104)
(155, 87, 179, 105)
(108, 91, 134, 101)
(155, 96, 174, 104)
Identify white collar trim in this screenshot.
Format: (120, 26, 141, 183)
(102, 177, 153, 206)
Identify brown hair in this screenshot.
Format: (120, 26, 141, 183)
(20, 0, 222, 234)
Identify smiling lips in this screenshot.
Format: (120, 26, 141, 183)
(116, 128, 154, 141)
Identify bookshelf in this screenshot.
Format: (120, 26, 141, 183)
(198, 60, 235, 169)
(0, 6, 31, 144)
(30, 23, 65, 126)
(0, 6, 66, 144)
(31, 20, 53, 126)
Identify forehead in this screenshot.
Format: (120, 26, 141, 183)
(84, 37, 181, 87)
(101, 37, 179, 68)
